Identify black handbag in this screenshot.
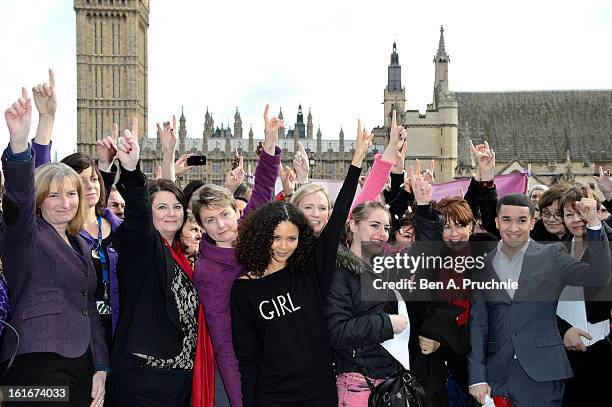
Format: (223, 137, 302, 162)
(358, 347, 431, 407)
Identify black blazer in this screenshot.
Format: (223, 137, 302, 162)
(110, 165, 184, 372)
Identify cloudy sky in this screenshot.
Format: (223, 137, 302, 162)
(0, 0, 611, 159)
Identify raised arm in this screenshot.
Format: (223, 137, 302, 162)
(595, 166, 612, 213)
(352, 112, 405, 208)
(96, 123, 119, 203)
(158, 116, 178, 182)
(409, 164, 443, 242)
(315, 121, 370, 296)
(241, 104, 282, 219)
(32, 68, 56, 167)
(560, 189, 611, 287)
(468, 140, 499, 237)
(1, 87, 36, 246)
(113, 118, 155, 251)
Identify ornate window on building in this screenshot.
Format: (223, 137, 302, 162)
(325, 162, 335, 175)
(142, 160, 153, 175)
(212, 162, 222, 174)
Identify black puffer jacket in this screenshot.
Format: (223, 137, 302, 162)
(325, 248, 401, 379)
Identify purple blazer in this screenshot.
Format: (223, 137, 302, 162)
(0, 152, 109, 369)
(194, 146, 281, 407)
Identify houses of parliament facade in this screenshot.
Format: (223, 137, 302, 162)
(75, 0, 612, 187)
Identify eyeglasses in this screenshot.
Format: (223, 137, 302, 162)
(541, 211, 563, 221)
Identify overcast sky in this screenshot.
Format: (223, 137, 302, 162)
(0, 0, 611, 160)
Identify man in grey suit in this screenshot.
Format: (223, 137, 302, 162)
(468, 193, 611, 406)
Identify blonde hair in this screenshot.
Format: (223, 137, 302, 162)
(191, 184, 237, 226)
(291, 183, 330, 209)
(345, 201, 390, 245)
(34, 163, 86, 235)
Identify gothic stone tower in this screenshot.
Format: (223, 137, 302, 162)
(74, 0, 150, 157)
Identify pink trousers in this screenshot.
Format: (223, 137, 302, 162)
(336, 372, 385, 407)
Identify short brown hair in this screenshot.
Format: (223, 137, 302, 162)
(434, 196, 474, 226)
(559, 183, 600, 211)
(538, 182, 570, 211)
(191, 184, 237, 226)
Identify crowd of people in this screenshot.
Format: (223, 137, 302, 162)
(0, 71, 610, 407)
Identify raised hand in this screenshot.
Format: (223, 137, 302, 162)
(32, 68, 57, 116)
(408, 161, 433, 205)
(469, 139, 495, 181)
(383, 110, 406, 162)
(5, 87, 32, 153)
(116, 117, 140, 171)
(157, 116, 178, 153)
(392, 141, 408, 174)
(279, 165, 296, 197)
(225, 155, 244, 192)
(423, 159, 435, 183)
(353, 119, 373, 168)
(594, 166, 612, 201)
(293, 141, 310, 183)
(263, 104, 283, 155)
(96, 123, 118, 172)
(175, 153, 194, 176)
(575, 185, 600, 227)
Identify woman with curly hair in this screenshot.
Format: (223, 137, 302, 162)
(231, 202, 335, 406)
(230, 120, 378, 405)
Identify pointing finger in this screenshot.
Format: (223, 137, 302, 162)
(415, 159, 421, 175)
(586, 184, 594, 199)
(263, 104, 269, 124)
(172, 115, 177, 132)
(49, 68, 56, 88)
(468, 139, 477, 155)
(112, 123, 119, 143)
(131, 116, 139, 139)
(391, 110, 397, 129)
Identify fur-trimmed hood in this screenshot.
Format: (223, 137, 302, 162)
(335, 247, 375, 275)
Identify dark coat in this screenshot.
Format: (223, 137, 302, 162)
(110, 165, 185, 372)
(0, 153, 108, 368)
(325, 248, 400, 379)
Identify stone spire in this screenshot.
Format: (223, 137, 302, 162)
(434, 25, 449, 62)
(295, 104, 306, 138)
(234, 107, 242, 139)
(339, 126, 345, 153)
(278, 107, 285, 138)
(316, 126, 322, 154)
(179, 106, 186, 152)
(387, 42, 402, 92)
(307, 108, 313, 139)
(248, 125, 254, 155)
(431, 25, 455, 110)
